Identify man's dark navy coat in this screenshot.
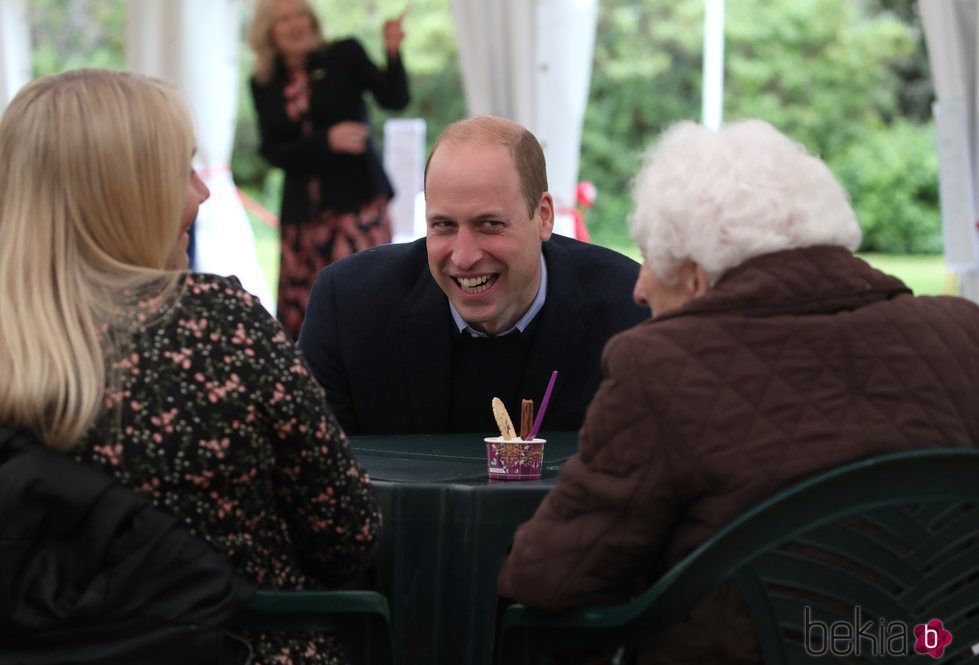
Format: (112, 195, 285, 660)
(298, 235, 648, 434)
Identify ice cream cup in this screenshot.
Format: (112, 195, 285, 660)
(484, 436, 546, 481)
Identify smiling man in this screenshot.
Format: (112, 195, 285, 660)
(298, 116, 646, 434)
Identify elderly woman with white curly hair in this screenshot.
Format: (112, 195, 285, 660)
(499, 119, 979, 665)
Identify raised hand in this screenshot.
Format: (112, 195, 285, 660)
(382, 7, 410, 55)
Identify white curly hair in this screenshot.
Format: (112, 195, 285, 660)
(628, 119, 862, 285)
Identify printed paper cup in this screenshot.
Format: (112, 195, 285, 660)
(484, 437, 546, 481)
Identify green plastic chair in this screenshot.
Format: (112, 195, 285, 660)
(234, 590, 394, 665)
(498, 449, 979, 664)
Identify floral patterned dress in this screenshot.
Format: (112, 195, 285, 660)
(75, 273, 379, 664)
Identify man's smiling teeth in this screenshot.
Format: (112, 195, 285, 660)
(456, 274, 497, 294)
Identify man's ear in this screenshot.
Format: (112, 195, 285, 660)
(537, 192, 554, 241)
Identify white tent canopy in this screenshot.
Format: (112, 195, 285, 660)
(0, 0, 30, 113)
(921, 0, 979, 301)
(452, 0, 598, 236)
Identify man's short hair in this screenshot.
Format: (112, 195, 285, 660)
(424, 115, 548, 218)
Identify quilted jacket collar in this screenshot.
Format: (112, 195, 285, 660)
(657, 245, 912, 321)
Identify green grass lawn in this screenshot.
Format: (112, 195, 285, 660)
(245, 214, 956, 300)
(855, 253, 957, 296)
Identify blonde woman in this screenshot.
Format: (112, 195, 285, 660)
(0, 69, 379, 665)
(249, 0, 410, 338)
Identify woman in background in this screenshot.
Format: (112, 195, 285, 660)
(248, 0, 410, 338)
(0, 69, 379, 665)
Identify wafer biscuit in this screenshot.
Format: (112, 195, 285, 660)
(491, 397, 517, 440)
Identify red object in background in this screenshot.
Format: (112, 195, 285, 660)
(571, 210, 591, 242)
(576, 181, 597, 209)
(571, 181, 596, 242)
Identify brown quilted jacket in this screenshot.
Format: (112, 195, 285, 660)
(498, 245, 979, 664)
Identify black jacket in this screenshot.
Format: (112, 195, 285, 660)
(250, 39, 410, 219)
(298, 235, 648, 434)
(0, 427, 254, 664)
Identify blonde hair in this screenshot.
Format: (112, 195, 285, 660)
(248, 0, 326, 84)
(0, 69, 193, 450)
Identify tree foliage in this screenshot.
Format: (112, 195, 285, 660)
(580, 0, 934, 253)
(581, 0, 704, 246)
(28, 0, 126, 76)
(830, 120, 940, 253)
(725, 0, 913, 154)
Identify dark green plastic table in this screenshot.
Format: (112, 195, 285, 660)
(348, 433, 578, 665)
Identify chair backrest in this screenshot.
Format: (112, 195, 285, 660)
(233, 590, 395, 665)
(498, 449, 979, 664)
